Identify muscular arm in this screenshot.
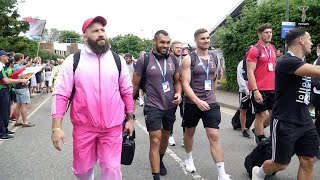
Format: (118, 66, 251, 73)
(132, 72, 142, 98)
(247, 61, 258, 90)
(294, 63, 320, 77)
(181, 55, 200, 104)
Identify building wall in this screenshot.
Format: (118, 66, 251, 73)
(39, 42, 84, 57)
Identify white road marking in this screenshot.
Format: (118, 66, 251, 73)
(220, 107, 236, 115)
(135, 120, 205, 180)
(0, 95, 52, 144)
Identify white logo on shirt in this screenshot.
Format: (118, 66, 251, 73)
(261, 53, 267, 58)
(198, 62, 203, 66)
(151, 65, 157, 70)
(168, 63, 173, 70)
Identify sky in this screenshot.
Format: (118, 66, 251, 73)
(17, 0, 243, 44)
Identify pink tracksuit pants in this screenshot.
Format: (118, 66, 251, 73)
(72, 125, 123, 180)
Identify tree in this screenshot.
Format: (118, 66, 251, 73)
(215, 0, 320, 92)
(0, 0, 28, 37)
(109, 34, 152, 58)
(59, 30, 81, 43)
(0, 0, 38, 56)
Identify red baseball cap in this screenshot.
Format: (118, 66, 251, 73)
(82, 16, 107, 33)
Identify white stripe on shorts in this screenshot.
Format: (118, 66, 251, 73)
(271, 118, 279, 161)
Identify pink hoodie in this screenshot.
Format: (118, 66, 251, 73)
(51, 46, 134, 131)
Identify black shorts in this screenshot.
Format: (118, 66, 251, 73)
(251, 90, 275, 113)
(271, 118, 320, 164)
(35, 73, 42, 83)
(239, 92, 250, 109)
(182, 103, 221, 129)
(143, 105, 176, 131)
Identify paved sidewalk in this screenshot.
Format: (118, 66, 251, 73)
(216, 89, 239, 110)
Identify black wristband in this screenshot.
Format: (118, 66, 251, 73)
(252, 89, 258, 92)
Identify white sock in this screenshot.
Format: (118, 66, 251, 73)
(257, 165, 266, 178)
(186, 152, 193, 160)
(216, 162, 226, 176)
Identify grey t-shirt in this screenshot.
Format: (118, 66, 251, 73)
(185, 53, 218, 104)
(135, 52, 179, 110)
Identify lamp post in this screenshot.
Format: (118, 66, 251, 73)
(285, 0, 289, 52)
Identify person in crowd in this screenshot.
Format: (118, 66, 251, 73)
(246, 23, 276, 145)
(132, 30, 182, 180)
(51, 16, 134, 180)
(124, 53, 135, 80)
(50, 58, 64, 90)
(13, 53, 35, 128)
(252, 28, 320, 180)
(5, 58, 17, 121)
(236, 58, 251, 138)
(181, 28, 232, 180)
(168, 40, 184, 146)
(0, 50, 28, 140)
(45, 67, 52, 93)
(276, 47, 284, 61)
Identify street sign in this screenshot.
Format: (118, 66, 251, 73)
(281, 22, 296, 39)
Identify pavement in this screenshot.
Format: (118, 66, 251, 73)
(215, 89, 239, 110)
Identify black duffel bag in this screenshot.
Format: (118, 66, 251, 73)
(121, 120, 135, 165)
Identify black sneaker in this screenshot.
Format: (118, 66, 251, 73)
(160, 161, 167, 175)
(7, 131, 15, 135)
(0, 134, 14, 140)
(242, 130, 250, 138)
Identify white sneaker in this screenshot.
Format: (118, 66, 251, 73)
(169, 135, 175, 146)
(252, 166, 264, 180)
(185, 158, 196, 173)
(218, 174, 232, 180)
(181, 140, 184, 147)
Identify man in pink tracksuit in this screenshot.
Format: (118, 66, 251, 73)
(51, 16, 134, 180)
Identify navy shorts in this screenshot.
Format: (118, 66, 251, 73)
(182, 103, 221, 129)
(271, 118, 320, 164)
(143, 105, 176, 131)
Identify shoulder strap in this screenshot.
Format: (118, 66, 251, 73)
(143, 53, 150, 75)
(170, 54, 179, 70)
(111, 50, 121, 78)
(190, 51, 196, 70)
(254, 45, 261, 60)
(66, 51, 81, 112)
(73, 51, 81, 73)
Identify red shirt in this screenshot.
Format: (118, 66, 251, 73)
(246, 41, 276, 90)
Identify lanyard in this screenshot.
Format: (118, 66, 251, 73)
(154, 55, 167, 82)
(195, 51, 210, 80)
(179, 58, 182, 67)
(263, 46, 272, 62)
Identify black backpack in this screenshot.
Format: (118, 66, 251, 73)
(190, 51, 219, 72)
(231, 108, 255, 130)
(242, 44, 276, 81)
(138, 52, 178, 93)
(66, 50, 121, 112)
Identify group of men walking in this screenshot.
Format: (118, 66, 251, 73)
(49, 15, 319, 180)
(236, 23, 320, 180)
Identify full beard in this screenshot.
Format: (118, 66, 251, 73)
(87, 38, 110, 54)
(155, 46, 168, 56)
